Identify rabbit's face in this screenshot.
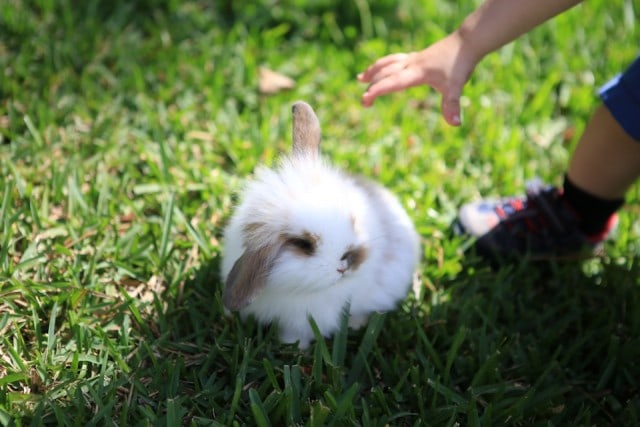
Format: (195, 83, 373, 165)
(268, 203, 370, 292)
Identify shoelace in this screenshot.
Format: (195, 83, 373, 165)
(496, 180, 569, 235)
(524, 185, 568, 234)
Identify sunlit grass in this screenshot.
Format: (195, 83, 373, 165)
(1, 0, 639, 425)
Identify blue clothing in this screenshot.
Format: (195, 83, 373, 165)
(599, 55, 640, 141)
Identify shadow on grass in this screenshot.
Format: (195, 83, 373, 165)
(428, 254, 640, 424)
(116, 251, 639, 425)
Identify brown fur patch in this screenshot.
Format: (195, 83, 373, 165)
(243, 222, 266, 236)
(223, 244, 278, 311)
(342, 245, 368, 271)
(292, 101, 321, 159)
(281, 231, 320, 256)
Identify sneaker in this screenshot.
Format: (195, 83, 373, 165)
(455, 179, 617, 261)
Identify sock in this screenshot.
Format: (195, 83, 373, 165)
(561, 175, 624, 236)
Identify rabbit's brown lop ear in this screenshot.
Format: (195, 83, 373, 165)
(222, 245, 278, 311)
(292, 101, 321, 159)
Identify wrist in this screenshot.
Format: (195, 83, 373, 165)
(452, 23, 486, 67)
(443, 29, 483, 82)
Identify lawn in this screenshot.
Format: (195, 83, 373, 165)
(1, 0, 639, 425)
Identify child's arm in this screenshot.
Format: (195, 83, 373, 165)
(358, 0, 582, 125)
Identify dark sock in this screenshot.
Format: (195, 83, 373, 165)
(561, 175, 624, 235)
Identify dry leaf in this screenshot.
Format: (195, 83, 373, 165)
(49, 205, 67, 222)
(119, 212, 136, 223)
(186, 130, 215, 143)
(258, 67, 295, 95)
(528, 118, 568, 148)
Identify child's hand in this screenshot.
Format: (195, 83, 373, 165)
(358, 33, 477, 126)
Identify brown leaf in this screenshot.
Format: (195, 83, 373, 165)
(119, 212, 136, 223)
(258, 67, 295, 95)
(49, 205, 67, 222)
(186, 130, 215, 143)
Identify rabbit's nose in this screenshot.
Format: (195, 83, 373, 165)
(337, 259, 349, 274)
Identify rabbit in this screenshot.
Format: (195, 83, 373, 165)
(221, 101, 421, 349)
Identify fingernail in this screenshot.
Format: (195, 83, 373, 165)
(452, 115, 461, 125)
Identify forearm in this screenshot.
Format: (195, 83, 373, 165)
(358, 0, 584, 123)
(455, 0, 583, 62)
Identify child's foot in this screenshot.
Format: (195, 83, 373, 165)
(454, 180, 618, 262)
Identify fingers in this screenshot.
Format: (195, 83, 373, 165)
(363, 72, 464, 126)
(361, 67, 422, 107)
(441, 86, 463, 126)
(357, 53, 409, 83)
(358, 49, 467, 126)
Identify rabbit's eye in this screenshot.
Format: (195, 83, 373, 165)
(286, 237, 316, 256)
(340, 251, 354, 263)
(283, 231, 319, 256)
(340, 245, 368, 270)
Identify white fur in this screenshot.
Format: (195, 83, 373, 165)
(221, 151, 420, 348)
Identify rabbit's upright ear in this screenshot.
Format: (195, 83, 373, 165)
(222, 244, 279, 311)
(292, 101, 321, 159)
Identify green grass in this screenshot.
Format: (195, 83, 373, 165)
(1, 0, 639, 425)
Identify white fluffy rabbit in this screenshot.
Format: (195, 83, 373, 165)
(221, 101, 420, 348)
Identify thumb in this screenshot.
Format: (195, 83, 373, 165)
(440, 85, 463, 126)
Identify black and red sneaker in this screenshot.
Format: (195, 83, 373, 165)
(454, 180, 618, 261)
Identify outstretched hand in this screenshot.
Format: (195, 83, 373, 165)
(357, 34, 477, 127)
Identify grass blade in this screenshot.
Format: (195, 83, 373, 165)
(444, 327, 467, 384)
(283, 364, 302, 424)
(331, 305, 350, 368)
(347, 312, 385, 385)
(46, 301, 59, 364)
(159, 193, 175, 266)
(249, 389, 272, 427)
